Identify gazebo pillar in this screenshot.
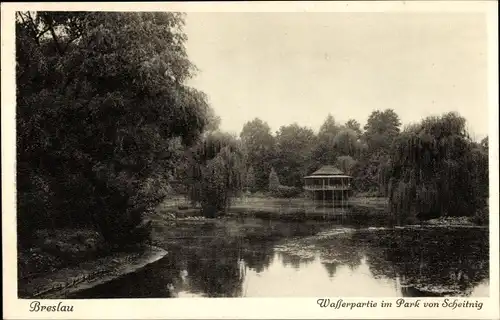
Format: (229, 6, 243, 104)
(322, 178, 325, 211)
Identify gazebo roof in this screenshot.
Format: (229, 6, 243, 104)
(311, 165, 344, 176)
(304, 165, 352, 179)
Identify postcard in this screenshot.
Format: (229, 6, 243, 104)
(2, 1, 498, 319)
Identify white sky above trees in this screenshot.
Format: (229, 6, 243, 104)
(184, 12, 488, 140)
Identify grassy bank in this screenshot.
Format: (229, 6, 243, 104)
(155, 195, 486, 227)
(155, 195, 390, 222)
(18, 229, 167, 299)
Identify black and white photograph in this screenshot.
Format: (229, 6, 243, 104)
(2, 1, 499, 319)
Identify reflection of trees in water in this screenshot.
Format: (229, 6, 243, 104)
(165, 223, 245, 297)
(320, 245, 363, 272)
(75, 223, 488, 298)
(279, 221, 331, 238)
(240, 241, 275, 273)
(320, 248, 363, 278)
(69, 257, 178, 298)
(315, 232, 364, 276)
(361, 228, 489, 296)
(184, 244, 244, 297)
(146, 221, 249, 298)
(322, 262, 339, 278)
(273, 228, 365, 277)
(158, 219, 320, 297)
(278, 251, 315, 269)
(177, 219, 331, 296)
(73, 237, 248, 299)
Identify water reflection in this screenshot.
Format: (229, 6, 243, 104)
(71, 219, 489, 298)
(278, 251, 315, 269)
(359, 228, 489, 297)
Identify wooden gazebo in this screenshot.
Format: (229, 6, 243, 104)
(304, 165, 352, 207)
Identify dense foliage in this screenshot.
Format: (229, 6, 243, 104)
(268, 167, 280, 192)
(274, 124, 317, 187)
(244, 166, 257, 193)
(270, 185, 303, 199)
(312, 114, 342, 167)
(240, 110, 400, 195)
(387, 113, 488, 222)
(240, 119, 276, 190)
(16, 12, 214, 246)
(184, 132, 245, 217)
(363, 109, 401, 155)
(238, 110, 488, 222)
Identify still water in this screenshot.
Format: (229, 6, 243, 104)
(71, 218, 489, 298)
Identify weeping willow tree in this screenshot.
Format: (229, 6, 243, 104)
(185, 132, 245, 218)
(387, 112, 488, 223)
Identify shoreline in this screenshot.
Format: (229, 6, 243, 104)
(160, 196, 390, 221)
(156, 196, 486, 226)
(18, 245, 167, 299)
(17, 211, 486, 299)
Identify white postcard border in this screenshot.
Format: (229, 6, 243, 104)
(2, 2, 498, 319)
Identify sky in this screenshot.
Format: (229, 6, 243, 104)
(184, 12, 489, 140)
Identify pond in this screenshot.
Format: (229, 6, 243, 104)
(70, 217, 489, 298)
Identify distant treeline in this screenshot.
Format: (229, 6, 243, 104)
(16, 12, 489, 249)
(194, 109, 488, 223)
(196, 109, 489, 221)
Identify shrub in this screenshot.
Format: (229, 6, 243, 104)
(244, 166, 257, 193)
(268, 167, 280, 192)
(271, 185, 302, 198)
(472, 206, 489, 226)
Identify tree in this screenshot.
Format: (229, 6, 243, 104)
(335, 156, 357, 176)
(245, 166, 257, 193)
(387, 112, 488, 222)
(240, 118, 276, 190)
(350, 109, 401, 195)
(186, 132, 245, 218)
(350, 153, 390, 195)
(480, 136, 488, 152)
(205, 107, 222, 132)
(312, 114, 342, 167)
(16, 12, 213, 246)
(345, 119, 362, 138)
(268, 167, 280, 192)
(275, 124, 316, 187)
(363, 109, 401, 155)
(333, 128, 361, 158)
